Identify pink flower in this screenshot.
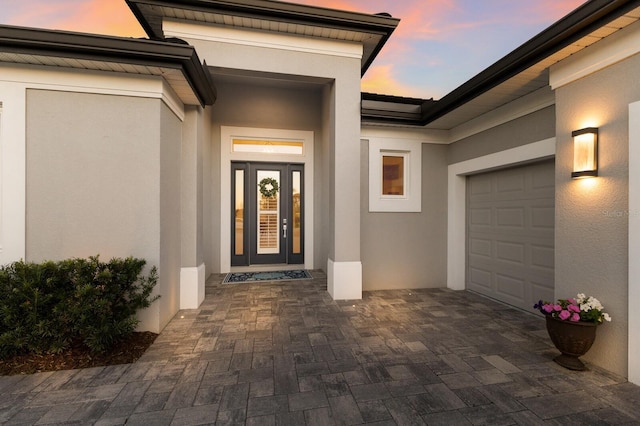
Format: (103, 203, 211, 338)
(568, 304, 581, 313)
(559, 310, 571, 320)
(567, 298, 577, 304)
(543, 304, 554, 313)
(571, 313, 581, 322)
(554, 304, 562, 312)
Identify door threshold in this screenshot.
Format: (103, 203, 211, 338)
(230, 264, 304, 273)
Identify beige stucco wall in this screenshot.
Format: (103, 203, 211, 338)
(448, 106, 556, 165)
(202, 106, 217, 277)
(361, 142, 448, 290)
(159, 103, 183, 329)
(181, 106, 204, 269)
(554, 53, 640, 377)
(25, 89, 181, 333)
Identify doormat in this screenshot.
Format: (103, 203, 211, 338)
(222, 269, 312, 284)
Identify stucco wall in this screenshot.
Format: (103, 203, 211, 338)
(361, 142, 448, 290)
(181, 106, 203, 269)
(159, 103, 182, 329)
(202, 106, 217, 277)
(25, 89, 172, 333)
(555, 53, 640, 377)
(316, 85, 332, 271)
(448, 106, 556, 165)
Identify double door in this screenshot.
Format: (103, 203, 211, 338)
(231, 162, 304, 266)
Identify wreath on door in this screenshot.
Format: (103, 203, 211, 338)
(259, 177, 279, 198)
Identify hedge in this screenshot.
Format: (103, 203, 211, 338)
(0, 256, 158, 358)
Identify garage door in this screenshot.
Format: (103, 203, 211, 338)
(467, 160, 555, 311)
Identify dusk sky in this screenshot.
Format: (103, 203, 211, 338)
(1, 0, 585, 99)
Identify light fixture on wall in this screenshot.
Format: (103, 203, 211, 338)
(572, 127, 598, 178)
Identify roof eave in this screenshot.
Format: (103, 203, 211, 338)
(126, 0, 399, 76)
(419, 0, 640, 126)
(0, 25, 216, 107)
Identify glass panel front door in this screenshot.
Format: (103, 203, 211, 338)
(231, 162, 304, 266)
(256, 169, 281, 255)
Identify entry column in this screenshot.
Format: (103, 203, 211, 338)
(180, 106, 206, 309)
(327, 74, 362, 300)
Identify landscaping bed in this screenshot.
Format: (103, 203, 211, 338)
(0, 331, 157, 375)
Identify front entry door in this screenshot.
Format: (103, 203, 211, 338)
(231, 162, 304, 266)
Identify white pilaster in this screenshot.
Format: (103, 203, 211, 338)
(328, 259, 362, 300)
(180, 263, 206, 309)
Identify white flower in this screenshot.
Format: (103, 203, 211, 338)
(603, 313, 612, 322)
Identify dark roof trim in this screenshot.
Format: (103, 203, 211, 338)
(0, 25, 216, 106)
(362, 92, 427, 105)
(126, 0, 399, 75)
(419, 0, 640, 125)
(361, 92, 431, 125)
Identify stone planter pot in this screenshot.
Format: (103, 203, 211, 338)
(545, 315, 598, 371)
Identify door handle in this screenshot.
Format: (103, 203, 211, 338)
(283, 218, 287, 238)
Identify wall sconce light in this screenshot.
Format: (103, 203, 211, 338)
(572, 127, 598, 178)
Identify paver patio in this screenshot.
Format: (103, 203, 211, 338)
(1, 270, 639, 425)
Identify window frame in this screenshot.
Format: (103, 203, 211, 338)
(368, 138, 422, 212)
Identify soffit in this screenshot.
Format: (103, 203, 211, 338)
(126, 0, 399, 75)
(423, 4, 640, 130)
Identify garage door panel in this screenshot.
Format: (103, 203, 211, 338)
(531, 281, 554, 305)
(469, 267, 492, 290)
(469, 238, 492, 257)
(467, 160, 555, 311)
(496, 273, 526, 300)
(469, 176, 492, 196)
(531, 206, 554, 229)
(496, 172, 525, 193)
(531, 166, 556, 189)
(496, 241, 525, 264)
(469, 207, 492, 226)
(496, 207, 525, 227)
(531, 244, 554, 270)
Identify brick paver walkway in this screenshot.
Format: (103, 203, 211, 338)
(1, 270, 639, 425)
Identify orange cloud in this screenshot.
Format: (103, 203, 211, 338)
(5, 0, 144, 37)
(361, 64, 421, 97)
(56, 0, 145, 37)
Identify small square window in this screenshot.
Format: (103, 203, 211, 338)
(382, 155, 405, 196)
(368, 139, 421, 212)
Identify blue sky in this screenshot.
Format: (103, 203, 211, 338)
(0, 0, 585, 99)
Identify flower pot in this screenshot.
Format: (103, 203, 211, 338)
(545, 315, 597, 371)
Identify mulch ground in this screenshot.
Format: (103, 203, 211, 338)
(0, 331, 158, 376)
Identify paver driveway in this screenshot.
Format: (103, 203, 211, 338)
(1, 270, 639, 425)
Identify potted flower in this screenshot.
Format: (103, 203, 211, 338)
(534, 294, 611, 371)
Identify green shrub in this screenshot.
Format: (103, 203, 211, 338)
(0, 256, 158, 358)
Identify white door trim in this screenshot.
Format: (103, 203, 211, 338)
(447, 138, 556, 290)
(220, 126, 314, 272)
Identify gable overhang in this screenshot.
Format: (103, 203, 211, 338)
(126, 0, 399, 76)
(363, 0, 640, 129)
(0, 25, 217, 107)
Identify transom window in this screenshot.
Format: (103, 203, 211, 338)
(232, 138, 303, 155)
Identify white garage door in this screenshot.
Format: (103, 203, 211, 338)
(466, 160, 555, 311)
